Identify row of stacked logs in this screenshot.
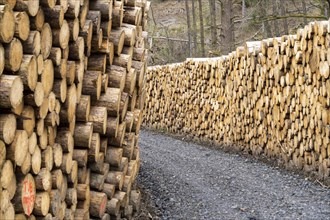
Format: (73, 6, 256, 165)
(145, 20, 330, 184)
(0, 0, 150, 219)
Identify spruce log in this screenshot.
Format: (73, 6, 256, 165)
(14, 0, 40, 16)
(53, 143, 63, 168)
(41, 59, 54, 97)
(106, 116, 119, 137)
(51, 169, 63, 189)
(88, 133, 100, 162)
(82, 70, 102, 100)
(79, 19, 93, 56)
(16, 105, 35, 137)
(33, 192, 50, 216)
(106, 198, 120, 216)
(112, 1, 123, 28)
(52, 19, 70, 49)
(43, 5, 64, 29)
(55, 130, 74, 153)
(12, 173, 36, 216)
(66, 0, 80, 18)
(72, 149, 88, 167)
(120, 92, 129, 121)
(40, 23, 52, 59)
(49, 47, 61, 66)
(30, 8, 44, 31)
(14, 11, 30, 41)
(74, 122, 93, 148)
(105, 147, 123, 167)
(103, 183, 115, 199)
(0, 114, 16, 144)
(89, 0, 113, 20)
(109, 122, 126, 147)
(76, 95, 91, 122)
(90, 173, 104, 191)
(61, 152, 73, 174)
(4, 37, 23, 71)
(109, 28, 125, 55)
(89, 106, 107, 134)
(75, 60, 85, 83)
(125, 111, 134, 132)
(67, 18, 80, 41)
(113, 191, 127, 208)
(66, 60, 76, 85)
(86, 10, 101, 34)
(89, 191, 107, 218)
(0, 5, 15, 43)
(31, 146, 41, 174)
(92, 87, 121, 117)
(68, 36, 84, 60)
(105, 171, 124, 190)
(7, 130, 28, 166)
(88, 54, 107, 73)
(22, 31, 40, 56)
(113, 53, 132, 71)
(53, 78, 67, 103)
(76, 183, 90, 200)
(0, 160, 15, 189)
(124, 68, 136, 95)
(108, 65, 126, 92)
(122, 25, 136, 47)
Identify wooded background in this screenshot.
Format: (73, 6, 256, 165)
(148, 0, 330, 65)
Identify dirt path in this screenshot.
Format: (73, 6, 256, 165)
(137, 130, 330, 220)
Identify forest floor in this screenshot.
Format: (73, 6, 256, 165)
(134, 129, 330, 220)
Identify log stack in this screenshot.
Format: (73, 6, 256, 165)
(145, 20, 330, 184)
(0, 0, 150, 219)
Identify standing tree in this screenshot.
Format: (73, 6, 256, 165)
(185, 0, 192, 57)
(191, 0, 198, 56)
(279, 0, 289, 34)
(302, 0, 308, 25)
(259, 0, 273, 37)
(272, 0, 280, 36)
(198, 0, 205, 56)
(209, 0, 217, 50)
(220, 0, 235, 54)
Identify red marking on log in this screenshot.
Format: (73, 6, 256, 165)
(22, 179, 35, 216)
(99, 196, 107, 216)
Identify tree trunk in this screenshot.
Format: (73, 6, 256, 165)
(209, 0, 217, 50)
(185, 0, 192, 57)
(302, 1, 307, 25)
(242, 0, 246, 17)
(260, 0, 272, 38)
(279, 0, 288, 34)
(191, 0, 197, 56)
(272, 0, 279, 36)
(220, 0, 235, 54)
(198, 0, 205, 56)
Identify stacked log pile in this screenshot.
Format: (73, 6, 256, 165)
(0, 0, 149, 219)
(145, 20, 330, 183)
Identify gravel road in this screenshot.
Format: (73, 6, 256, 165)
(137, 130, 330, 220)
